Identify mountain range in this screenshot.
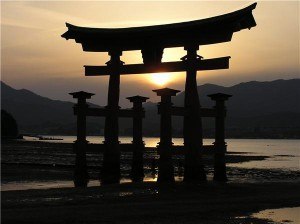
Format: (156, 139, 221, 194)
(1, 79, 300, 138)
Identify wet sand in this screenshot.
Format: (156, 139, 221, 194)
(2, 181, 300, 224)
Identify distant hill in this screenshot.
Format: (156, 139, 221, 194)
(173, 79, 300, 117)
(1, 81, 103, 134)
(1, 79, 300, 138)
(141, 79, 300, 138)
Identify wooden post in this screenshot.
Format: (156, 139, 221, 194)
(208, 93, 232, 182)
(153, 88, 180, 183)
(141, 47, 164, 65)
(101, 50, 123, 184)
(127, 95, 149, 182)
(69, 91, 94, 187)
(183, 44, 206, 182)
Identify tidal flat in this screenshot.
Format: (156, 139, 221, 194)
(1, 139, 300, 223)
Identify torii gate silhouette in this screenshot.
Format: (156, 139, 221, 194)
(62, 3, 257, 186)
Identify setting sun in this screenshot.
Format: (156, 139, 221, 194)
(149, 73, 173, 86)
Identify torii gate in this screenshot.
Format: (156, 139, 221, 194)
(62, 3, 257, 185)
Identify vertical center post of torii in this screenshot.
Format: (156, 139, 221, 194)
(105, 50, 122, 144)
(183, 44, 206, 182)
(102, 50, 123, 184)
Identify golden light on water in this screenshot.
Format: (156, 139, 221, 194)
(149, 73, 174, 86)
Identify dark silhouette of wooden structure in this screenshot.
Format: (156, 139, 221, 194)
(70, 91, 149, 186)
(208, 93, 232, 181)
(62, 3, 257, 186)
(153, 88, 180, 182)
(69, 91, 93, 187)
(153, 89, 232, 183)
(127, 96, 149, 182)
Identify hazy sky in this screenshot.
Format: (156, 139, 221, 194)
(1, 1, 299, 106)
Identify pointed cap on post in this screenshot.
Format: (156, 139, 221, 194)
(69, 91, 95, 99)
(152, 88, 180, 96)
(126, 95, 149, 103)
(208, 93, 232, 101)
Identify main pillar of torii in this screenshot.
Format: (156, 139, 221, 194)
(182, 44, 207, 182)
(101, 50, 123, 184)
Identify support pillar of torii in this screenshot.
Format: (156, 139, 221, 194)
(208, 93, 232, 182)
(69, 91, 94, 187)
(153, 88, 180, 183)
(127, 95, 149, 182)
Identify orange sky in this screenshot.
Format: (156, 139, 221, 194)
(1, 1, 299, 106)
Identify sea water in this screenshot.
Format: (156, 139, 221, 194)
(2, 137, 299, 191)
(22, 136, 300, 170)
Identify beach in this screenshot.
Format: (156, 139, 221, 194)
(1, 138, 300, 223)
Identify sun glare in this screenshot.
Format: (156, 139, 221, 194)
(149, 73, 173, 86)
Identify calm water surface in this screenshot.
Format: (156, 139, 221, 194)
(23, 136, 300, 170)
(3, 137, 299, 191)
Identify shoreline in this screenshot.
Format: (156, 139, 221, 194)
(6, 135, 300, 141)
